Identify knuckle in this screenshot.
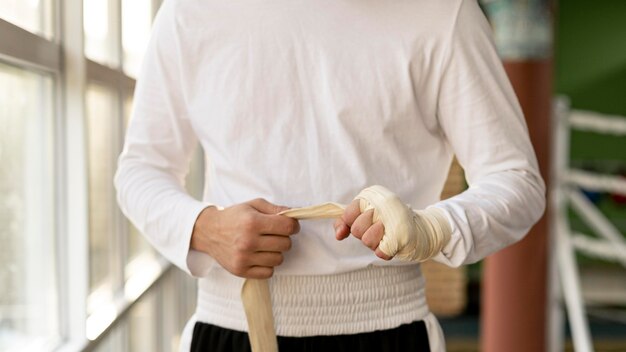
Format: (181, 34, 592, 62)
(264, 267, 275, 278)
(230, 263, 245, 277)
(232, 253, 247, 270)
(275, 253, 284, 266)
(361, 235, 375, 249)
(253, 197, 268, 206)
(235, 236, 254, 252)
(284, 221, 296, 234)
(350, 223, 364, 237)
(340, 213, 353, 226)
(240, 213, 257, 232)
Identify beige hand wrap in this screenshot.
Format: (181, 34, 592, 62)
(354, 185, 452, 262)
(241, 185, 452, 352)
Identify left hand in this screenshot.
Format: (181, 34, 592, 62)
(334, 199, 392, 260)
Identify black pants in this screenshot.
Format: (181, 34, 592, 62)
(190, 320, 430, 352)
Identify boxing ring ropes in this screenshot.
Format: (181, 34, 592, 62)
(549, 97, 626, 352)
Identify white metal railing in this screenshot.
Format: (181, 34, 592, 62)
(568, 110, 626, 136)
(549, 97, 626, 352)
(565, 170, 626, 197)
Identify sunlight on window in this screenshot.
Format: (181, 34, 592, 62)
(0, 0, 54, 38)
(129, 293, 157, 351)
(0, 62, 57, 350)
(84, 0, 119, 67)
(122, 0, 154, 78)
(86, 84, 119, 294)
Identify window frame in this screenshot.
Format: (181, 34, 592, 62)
(0, 1, 200, 351)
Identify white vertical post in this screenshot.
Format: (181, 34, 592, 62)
(112, 0, 127, 310)
(58, 0, 90, 349)
(548, 96, 594, 352)
(557, 220, 594, 352)
(548, 97, 567, 352)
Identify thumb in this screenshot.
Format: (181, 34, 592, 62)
(247, 198, 289, 215)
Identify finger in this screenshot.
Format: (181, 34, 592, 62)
(257, 235, 292, 252)
(350, 209, 374, 240)
(245, 266, 274, 279)
(257, 215, 300, 236)
(361, 221, 385, 250)
(247, 198, 290, 215)
(250, 251, 284, 267)
(375, 247, 392, 261)
(340, 199, 362, 227)
(334, 219, 350, 241)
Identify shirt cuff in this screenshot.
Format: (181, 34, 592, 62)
(172, 200, 221, 278)
(427, 203, 466, 268)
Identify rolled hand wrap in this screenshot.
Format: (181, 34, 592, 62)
(354, 185, 452, 262)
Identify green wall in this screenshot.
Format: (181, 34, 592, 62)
(556, 0, 626, 252)
(556, 0, 626, 162)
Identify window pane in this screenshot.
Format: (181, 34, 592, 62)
(160, 269, 196, 351)
(123, 96, 155, 263)
(0, 0, 54, 39)
(127, 222, 154, 263)
(122, 0, 154, 78)
(86, 84, 119, 294)
(179, 269, 197, 325)
(128, 293, 157, 351)
(0, 63, 57, 349)
(161, 273, 181, 352)
(84, 0, 119, 67)
(92, 323, 124, 352)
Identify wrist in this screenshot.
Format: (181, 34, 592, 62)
(411, 207, 452, 261)
(191, 205, 222, 252)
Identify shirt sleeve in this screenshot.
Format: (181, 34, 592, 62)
(428, 0, 547, 267)
(114, 1, 216, 278)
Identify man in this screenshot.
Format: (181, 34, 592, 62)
(115, 0, 546, 350)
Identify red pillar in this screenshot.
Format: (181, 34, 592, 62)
(481, 60, 553, 352)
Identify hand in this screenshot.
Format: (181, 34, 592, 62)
(191, 198, 300, 279)
(334, 199, 391, 260)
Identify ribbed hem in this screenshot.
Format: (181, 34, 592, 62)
(195, 264, 430, 337)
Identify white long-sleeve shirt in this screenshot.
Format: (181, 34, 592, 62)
(115, 0, 546, 350)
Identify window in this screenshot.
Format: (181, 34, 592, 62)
(0, 62, 57, 350)
(128, 292, 157, 351)
(0, 0, 54, 38)
(84, 0, 119, 67)
(159, 269, 198, 352)
(86, 84, 120, 297)
(92, 323, 124, 352)
(122, 0, 154, 78)
(1, 1, 203, 350)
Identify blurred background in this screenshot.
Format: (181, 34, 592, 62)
(0, 0, 624, 351)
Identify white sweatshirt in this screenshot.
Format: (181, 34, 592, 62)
(115, 0, 546, 350)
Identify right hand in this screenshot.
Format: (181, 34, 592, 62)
(191, 198, 300, 279)
(334, 199, 391, 261)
